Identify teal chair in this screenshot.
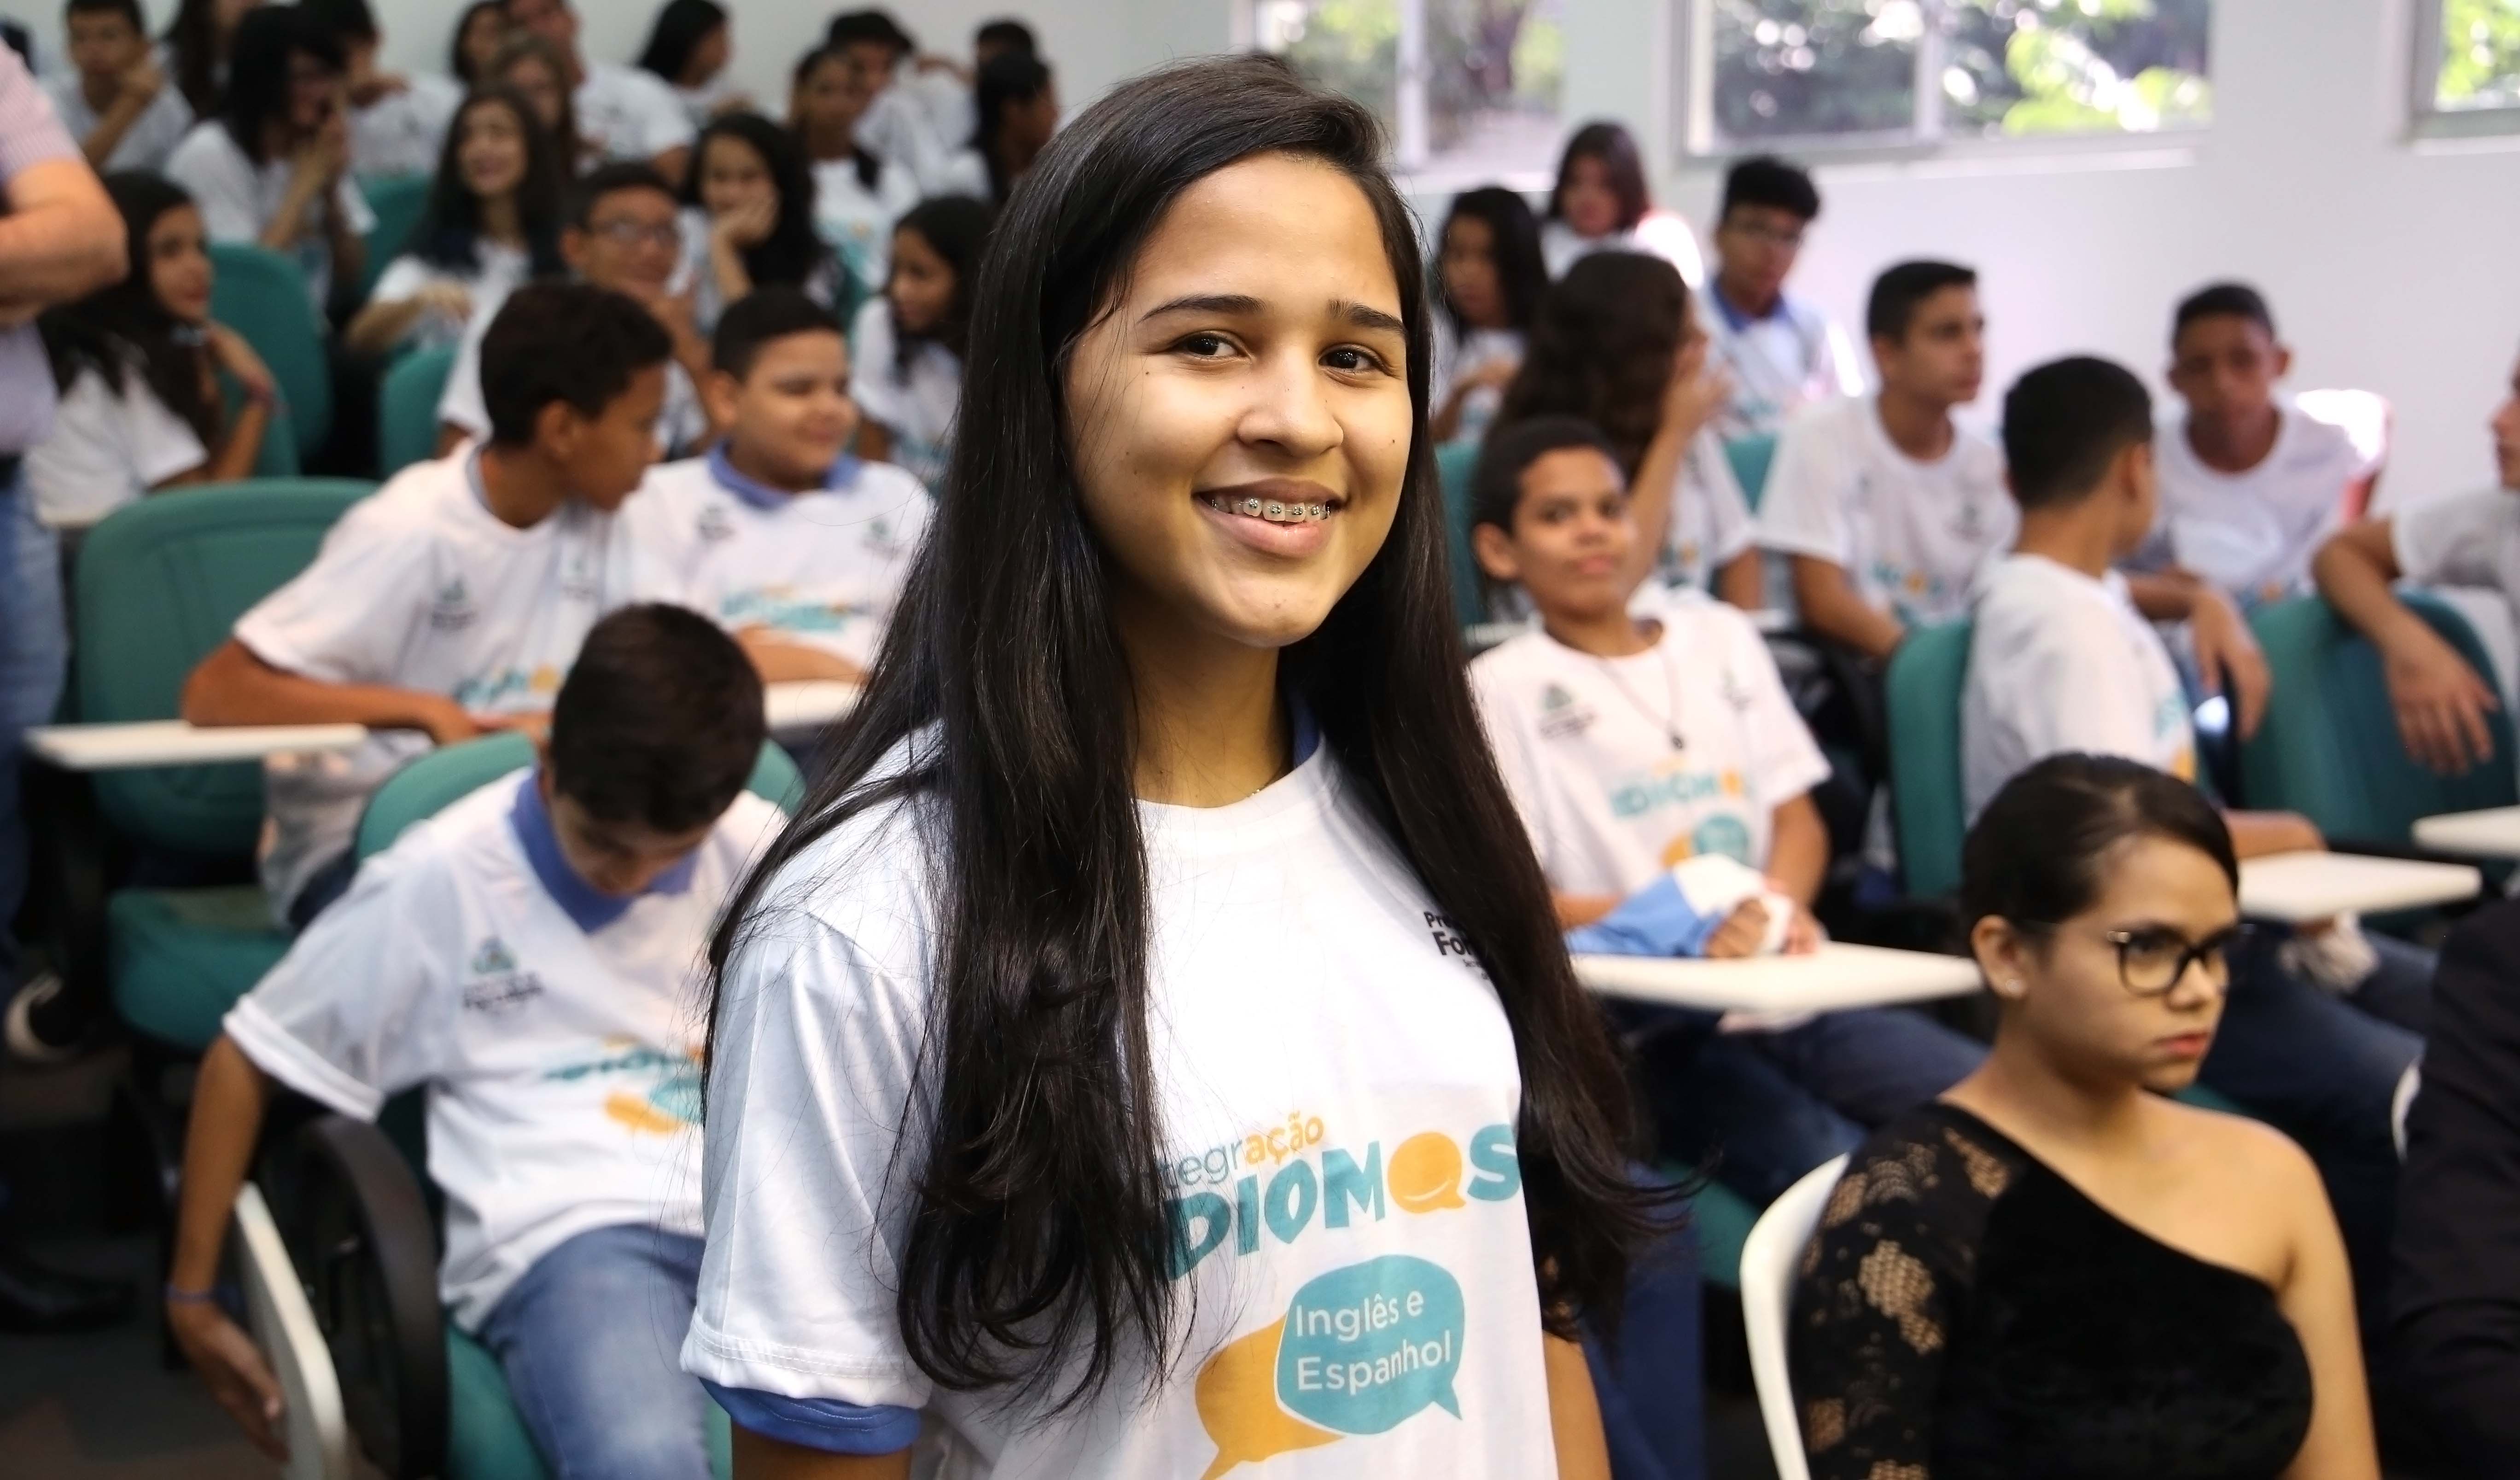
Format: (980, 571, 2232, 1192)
(1435, 439, 1484, 630)
(356, 175, 433, 302)
(1882, 619, 1975, 900)
(378, 343, 459, 478)
(1722, 432, 1779, 513)
(2239, 593, 2518, 845)
(68, 480, 373, 1049)
(209, 242, 331, 462)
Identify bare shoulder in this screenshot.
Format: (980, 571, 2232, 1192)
(2159, 1097, 2326, 1205)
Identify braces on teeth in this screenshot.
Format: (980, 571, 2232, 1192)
(1209, 495, 1333, 524)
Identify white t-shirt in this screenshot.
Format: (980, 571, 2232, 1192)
(165, 121, 376, 310)
(675, 208, 843, 336)
(854, 70, 974, 197)
(24, 362, 207, 528)
(848, 295, 960, 492)
(809, 154, 919, 300)
(348, 72, 461, 179)
(2151, 402, 2371, 609)
(368, 240, 531, 352)
(1428, 317, 1522, 447)
(574, 60, 695, 167)
(1961, 553, 2197, 822)
(1633, 429, 1759, 608)
(224, 772, 785, 1329)
(673, 74, 741, 130)
(1757, 394, 2014, 628)
(1698, 288, 1864, 441)
(1538, 215, 1704, 289)
(438, 291, 706, 454)
(684, 739, 1555, 1477)
(233, 452, 643, 917)
(1471, 607, 1829, 900)
(40, 70, 191, 172)
(622, 452, 930, 670)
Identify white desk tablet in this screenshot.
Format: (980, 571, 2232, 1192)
(1575, 943, 1982, 1015)
(2235, 851, 2482, 924)
(2413, 806, 2520, 859)
(233, 1183, 355, 1480)
(763, 680, 861, 733)
(24, 721, 370, 771)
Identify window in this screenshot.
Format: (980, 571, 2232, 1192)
(1248, 0, 1568, 182)
(2415, 0, 2520, 129)
(1691, 0, 2211, 152)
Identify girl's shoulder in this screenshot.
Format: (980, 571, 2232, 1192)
(742, 734, 947, 982)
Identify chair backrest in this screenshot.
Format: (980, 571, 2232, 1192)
(1724, 432, 1781, 513)
(208, 242, 331, 460)
(377, 344, 458, 479)
(1435, 438, 1485, 629)
(2239, 594, 2518, 843)
(355, 734, 805, 861)
(355, 174, 433, 301)
(220, 373, 303, 477)
(1884, 618, 1975, 899)
(1741, 1154, 1847, 1480)
(74, 479, 373, 853)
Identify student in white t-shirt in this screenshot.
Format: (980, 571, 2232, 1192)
(1466, 417, 1982, 1202)
(2314, 349, 2520, 777)
(1491, 251, 1755, 612)
(43, 0, 192, 174)
(183, 282, 676, 928)
(626, 287, 927, 681)
(1757, 259, 2011, 659)
(675, 112, 839, 336)
(686, 59, 1672, 1477)
(1428, 186, 1544, 446)
(1539, 121, 1702, 287)
(345, 87, 563, 359)
(504, 0, 694, 185)
(1698, 155, 1862, 440)
(163, 6, 375, 315)
(789, 43, 917, 303)
(827, 9, 977, 198)
(950, 49, 1056, 206)
(167, 606, 784, 1478)
(306, 0, 462, 181)
(849, 194, 986, 492)
(1968, 356, 2432, 1329)
(635, 0, 747, 130)
(28, 173, 277, 530)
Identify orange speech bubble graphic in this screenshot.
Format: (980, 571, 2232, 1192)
(1386, 1132, 1466, 1215)
(1196, 1317, 1339, 1479)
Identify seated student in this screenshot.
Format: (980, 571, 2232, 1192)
(2147, 282, 2376, 611)
(828, 8, 973, 198)
(849, 193, 987, 491)
(788, 43, 918, 302)
(504, 0, 694, 184)
(167, 603, 784, 1480)
(636, 0, 744, 130)
(306, 0, 462, 181)
(678, 112, 840, 336)
(345, 86, 564, 359)
(1491, 251, 1756, 612)
(1698, 154, 1862, 440)
(2311, 349, 2520, 777)
(1469, 416, 1981, 1203)
(1792, 754, 2377, 1480)
(164, 5, 374, 316)
(450, 0, 512, 89)
(1540, 120, 1702, 287)
(624, 287, 928, 682)
(439, 164, 711, 457)
(1967, 354, 2430, 1337)
(940, 49, 1056, 205)
(183, 281, 673, 929)
(1429, 185, 1545, 446)
(490, 32, 588, 175)
(29, 171, 276, 531)
(43, 0, 193, 174)
(163, 0, 249, 120)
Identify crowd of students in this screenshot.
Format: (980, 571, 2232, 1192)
(4, 12, 2520, 1480)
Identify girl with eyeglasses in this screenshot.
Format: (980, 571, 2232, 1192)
(1789, 753, 2378, 1480)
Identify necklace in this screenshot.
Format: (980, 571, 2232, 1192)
(1590, 639, 1686, 752)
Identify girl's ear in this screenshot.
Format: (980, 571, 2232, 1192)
(1470, 520, 1520, 583)
(1971, 914, 2032, 1002)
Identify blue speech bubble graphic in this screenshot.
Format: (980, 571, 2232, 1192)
(1273, 1255, 1465, 1435)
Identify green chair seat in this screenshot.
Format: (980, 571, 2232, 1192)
(1884, 619, 1975, 899)
(1722, 432, 1780, 513)
(379, 343, 459, 478)
(1436, 439, 1484, 629)
(358, 175, 433, 302)
(208, 242, 330, 462)
(106, 885, 288, 1051)
(1689, 1178, 1760, 1292)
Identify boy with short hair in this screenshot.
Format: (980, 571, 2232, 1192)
(1469, 415, 1981, 1201)
(43, 0, 192, 173)
(184, 281, 673, 928)
(168, 604, 781, 1480)
(1698, 154, 1863, 440)
(438, 164, 712, 457)
(504, 0, 692, 183)
(624, 286, 929, 683)
(2313, 350, 2520, 777)
(1756, 259, 2013, 660)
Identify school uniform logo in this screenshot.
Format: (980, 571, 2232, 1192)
(429, 577, 477, 632)
(696, 505, 738, 544)
(560, 551, 601, 603)
(1535, 683, 1596, 740)
(1950, 499, 1989, 544)
(461, 936, 544, 1013)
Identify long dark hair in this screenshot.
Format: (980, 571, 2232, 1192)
(491, 34, 582, 175)
(1493, 251, 1687, 476)
(685, 112, 830, 295)
(887, 194, 990, 373)
(165, 0, 238, 118)
(789, 45, 882, 191)
(634, 0, 725, 88)
(1438, 185, 1547, 337)
(705, 53, 1658, 1414)
(222, 6, 344, 166)
(449, 0, 506, 84)
(1547, 120, 1649, 233)
(41, 172, 219, 446)
(970, 49, 1052, 203)
(411, 88, 567, 278)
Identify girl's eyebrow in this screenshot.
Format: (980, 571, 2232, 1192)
(1138, 293, 1405, 338)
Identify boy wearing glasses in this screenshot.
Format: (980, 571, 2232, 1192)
(1698, 154, 1863, 439)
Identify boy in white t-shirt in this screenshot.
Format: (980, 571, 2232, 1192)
(2313, 349, 2520, 778)
(166, 606, 784, 1480)
(626, 286, 929, 684)
(1698, 155, 1862, 441)
(42, 0, 191, 173)
(1466, 416, 1982, 1201)
(182, 282, 675, 928)
(505, 0, 694, 185)
(1757, 259, 2014, 661)
(307, 0, 461, 180)
(1969, 355, 2430, 1327)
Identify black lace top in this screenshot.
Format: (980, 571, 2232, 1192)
(1786, 1102, 2314, 1480)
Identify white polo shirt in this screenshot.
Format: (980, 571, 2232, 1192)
(347, 72, 461, 179)
(368, 239, 531, 353)
(165, 120, 375, 311)
(809, 154, 919, 300)
(1961, 553, 2197, 822)
(24, 362, 207, 528)
(225, 772, 786, 1329)
(2152, 402, 2371, 609)
(1756, 393, 2014, 628)
(1698, 287, 1864, 441)
(574, 60, 694, 167)
(847, 295, 960, 491)
(40, 69, 191, 172)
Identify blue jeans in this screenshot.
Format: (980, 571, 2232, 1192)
(476, 1224, 714, 1480)
(1627, 1005, 1987, 1204)
(0, 468, 66, 984)
(1584, 1171, 1706, 1480)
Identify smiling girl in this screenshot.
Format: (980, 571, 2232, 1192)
(847, 192, 987, 490)
(683, 55, 1657, 1480)
(678, 111, 838, 335)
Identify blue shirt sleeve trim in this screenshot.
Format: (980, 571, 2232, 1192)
(702, 1381, 920, 1456)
